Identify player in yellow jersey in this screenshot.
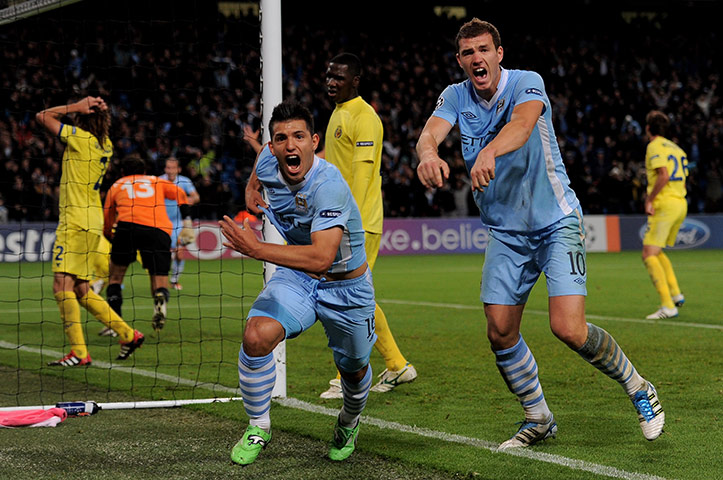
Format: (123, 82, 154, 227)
(36, 96, 144, 366)
(319, 53, 417, 398)
(642, 110, 688, 319)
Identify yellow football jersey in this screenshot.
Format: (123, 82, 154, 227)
(57, 124, 112, 232)
(325, 96, 383, 234)
(645, 136, 688, 200)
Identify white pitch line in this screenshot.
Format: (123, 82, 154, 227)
(379, 298, 723, 331)
(0, 341, 668, 480)
(4, 299, 721, 331)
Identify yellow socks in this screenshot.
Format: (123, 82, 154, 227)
(644, 255, 675, 309)
(78, 290, 134, 343)
(657, 252, 681, 298)
(55, 291, 88, 359)
(372, 302, 407, 371)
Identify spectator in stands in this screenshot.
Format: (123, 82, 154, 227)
(1, 6, 722, 220)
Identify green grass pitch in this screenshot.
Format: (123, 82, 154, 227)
(0, 250, 721, 479)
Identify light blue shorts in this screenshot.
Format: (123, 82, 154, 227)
(481, 209, 587, 305)
(248, 266, 377, 372)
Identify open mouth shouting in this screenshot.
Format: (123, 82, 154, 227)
(284, 154, 303, 176)
(473, 67, 488, 84)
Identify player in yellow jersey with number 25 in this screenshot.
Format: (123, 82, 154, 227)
(641, 110, 688, 320)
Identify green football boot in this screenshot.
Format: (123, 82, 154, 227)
(329, 417, 360, 461)
(231, 425, 271, 465)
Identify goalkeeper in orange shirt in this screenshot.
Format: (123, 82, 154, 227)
(103, 155, 195, 332)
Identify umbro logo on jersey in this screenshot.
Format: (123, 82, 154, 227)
(461, 111, 478, 119)
(435, 96, 444, 110)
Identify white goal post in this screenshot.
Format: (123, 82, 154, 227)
(260, 0, 287, 398)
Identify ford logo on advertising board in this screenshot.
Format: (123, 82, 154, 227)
(638, 218, 710, 249)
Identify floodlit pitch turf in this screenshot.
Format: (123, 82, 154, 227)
(0, 250, 721, 479)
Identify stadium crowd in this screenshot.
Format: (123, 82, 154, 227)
(0, 2, 721, 224)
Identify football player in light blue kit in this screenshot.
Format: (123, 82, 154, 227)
(416, 18, 664, 449)
(219, 100, 376, 465)
(159, 156, 200, 290)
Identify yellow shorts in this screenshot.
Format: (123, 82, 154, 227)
(365, 232, 381, 271)
(52, 225, 106, 281)
(643, 197, 687, 248)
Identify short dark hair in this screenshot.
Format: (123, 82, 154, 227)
(455, 18, 502, 52)
(329, 52, 362, 78)
(646, 110, 670, 137)
(120, 155, 147, 176)
(269, 100, 314, 136)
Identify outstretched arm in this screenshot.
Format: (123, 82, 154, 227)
(36, 96, 108, 136)
(243, 124, 264, 155)
(416, 115, 454, 188)
(244, 150, 268, 215)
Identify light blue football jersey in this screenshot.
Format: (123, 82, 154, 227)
(160, 174, 196, 228)
(433, 68, 579, 232)
(255, 145, 366, 274)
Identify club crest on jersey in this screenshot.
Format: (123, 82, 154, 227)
(295, 193, 308, 213)
(334, 126, 342, 139)
(435, 96, 444, 110)
(496, 98, 505, 113)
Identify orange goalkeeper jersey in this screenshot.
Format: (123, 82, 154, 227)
(104, 174, 189, 238)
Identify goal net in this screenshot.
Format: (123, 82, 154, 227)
(0, 0, 284, 410)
